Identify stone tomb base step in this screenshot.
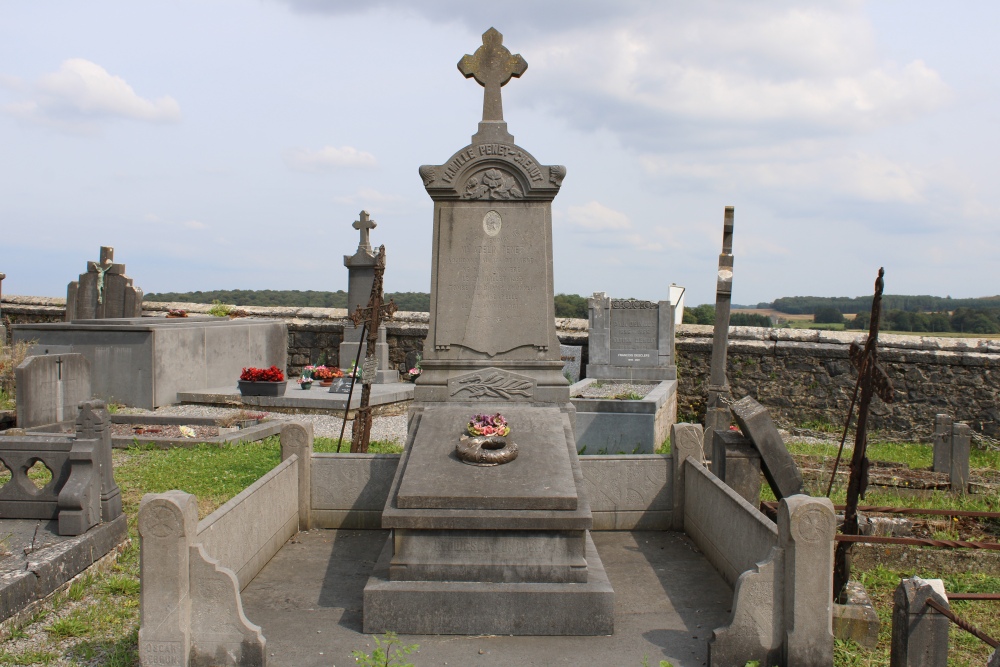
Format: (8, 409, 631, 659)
(363, 531, 614, 636)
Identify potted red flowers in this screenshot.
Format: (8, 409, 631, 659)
(238, 365, 287, 396)
(311, 365, 343, 387)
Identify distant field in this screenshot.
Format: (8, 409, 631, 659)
(731, 309, 999, 338)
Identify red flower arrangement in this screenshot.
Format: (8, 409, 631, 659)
(311, 365, 343, 381)
(239, 366, 285, 382)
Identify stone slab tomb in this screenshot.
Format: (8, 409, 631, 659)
(364, 27, 613, 636)
(65, 246, 142, 321)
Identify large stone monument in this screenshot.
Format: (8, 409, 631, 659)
(364, 28, 613, 636)
(66, 246, 142, 321)
(586, 293, 679, 381)
(340, 211, 396, 383)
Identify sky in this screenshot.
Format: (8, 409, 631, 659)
(1, 1, 998, 306)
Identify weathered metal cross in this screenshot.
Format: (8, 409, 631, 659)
(353, 210, 377, 253)
(86, 247, 124, 305)
(458, 28, 527, 123)
(832, 267, 895, 602)
(347, 245, 397, 453)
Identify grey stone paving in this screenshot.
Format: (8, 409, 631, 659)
(241, 529, 732, 667)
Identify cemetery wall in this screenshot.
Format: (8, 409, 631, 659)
(6, 296, 998, 440)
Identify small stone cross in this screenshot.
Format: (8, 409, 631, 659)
(458, 28, 527, 122)
(353, 210, 377, 252)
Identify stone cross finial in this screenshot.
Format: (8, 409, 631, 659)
(458, 28, 527, 123)
(353, 210, 377, 252)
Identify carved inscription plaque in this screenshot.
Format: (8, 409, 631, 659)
(609, 299, 659, 367)
(435, 204, 548, 356)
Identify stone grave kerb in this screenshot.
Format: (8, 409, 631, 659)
(416, 27, 568, 404)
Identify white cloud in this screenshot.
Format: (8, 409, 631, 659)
(560, 201, 662, 251)
(2, 59, 180, 130)
(283, 145, 377, 172)
(564, 201, 631, 231)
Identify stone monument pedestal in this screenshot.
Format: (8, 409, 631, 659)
(364, 403, 614, 635)
(339, 323, 397, 384)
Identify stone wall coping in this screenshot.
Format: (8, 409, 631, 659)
(5, 295, 998, 354)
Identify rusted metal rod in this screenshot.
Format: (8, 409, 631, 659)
(947, 593, 1000, 600)
(835, 534, 1000, 550)
(762, 500, 1000, 519)
(926, 597, 1000, 648)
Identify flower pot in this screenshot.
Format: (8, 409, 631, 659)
(237, 380, 287, 397)
(299, 382, 314, 390)
(320, 380, 333, 387)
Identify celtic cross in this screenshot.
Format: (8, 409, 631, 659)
(458, 28, 527, 123)
(353, 210, 377, 252)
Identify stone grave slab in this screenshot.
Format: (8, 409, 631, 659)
(730, 395, 804, 500)
(15, 353, 91, 428)
(395, 404, 577, 511)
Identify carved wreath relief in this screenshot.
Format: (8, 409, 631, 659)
(449, 370, 533, 400)
(464, 168, 523, 200)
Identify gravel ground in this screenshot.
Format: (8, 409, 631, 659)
(573, 381, 656, 399)
(121, 405, 409, 444)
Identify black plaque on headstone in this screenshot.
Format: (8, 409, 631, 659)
(328, 378, 354, 394)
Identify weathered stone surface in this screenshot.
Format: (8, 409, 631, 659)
(950, 422, 970, 494)
(14, 353, 90, 428)
(711, 429, 762, 506)
(13, 318, 287, 409)
(196, 456, 298, 590)
(395, 404, 577, 511)
(580, 455, 671, 530)
(139, 491, 198, 666)
(364, 532, 614, 636)
(280, 422, 312, 530)
(932, 413, 953, 473)
(709, 547, 783, 667)
(834, 580, 881, 649)
(730, 395, 804, 500)
(779, 494, 835, 666)
(571, 378, 677, 454)
(671, 422, 704, 531)
(586, 293, 678, 381)
(890, 577, 949, 667)
(188, 545, 265, 667)
(559, 344, 582, 383)
(64, 246, 142, 321)
(683, 459, 777, 586)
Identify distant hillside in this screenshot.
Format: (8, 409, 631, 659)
(758, 295, 1000, 315)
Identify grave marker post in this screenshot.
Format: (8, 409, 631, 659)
(704, 206, 735, 456)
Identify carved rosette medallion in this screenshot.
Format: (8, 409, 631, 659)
(463, 168, 523, 200)
(793, 505, 832, 543)
(140, 503, 181, 539)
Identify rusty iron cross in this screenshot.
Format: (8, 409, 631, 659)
(458, 28, 527, 122)
(347, 245, 396, 453)
(833, 267, 895, 602)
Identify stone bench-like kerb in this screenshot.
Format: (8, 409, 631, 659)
(138, 422, 312, 666)
(679, 452, 836, 666)
(0, 400, 121, 535)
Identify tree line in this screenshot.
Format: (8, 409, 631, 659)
(759, 294, 1000, 315)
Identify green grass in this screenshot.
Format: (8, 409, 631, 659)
(0, 649, 58, 665)
(313, 436, 404, 454)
